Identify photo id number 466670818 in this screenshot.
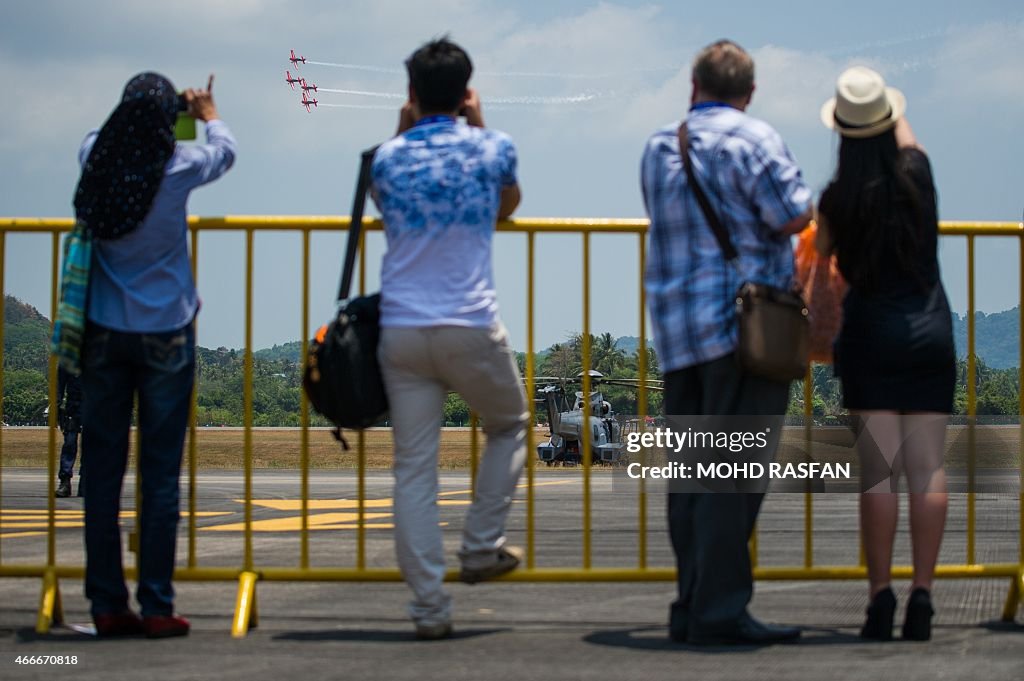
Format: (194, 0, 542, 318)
(15, 655, 79, 665)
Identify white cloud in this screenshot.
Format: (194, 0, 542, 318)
(0, 56, 124, 159)
(924, 22, 1024, 110)
(3, 3, 1023, 345)
(748, 45, 839, 130)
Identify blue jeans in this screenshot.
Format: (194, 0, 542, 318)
(80, 322, 195, 617)
(58, 429, 81, 482)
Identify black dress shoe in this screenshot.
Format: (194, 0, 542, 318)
(668, 606, 688, 642)
(687, 613, 801, 646)
(902, 588, 934, 641)
(860, 587, 896, 641)
(55, 480, 71, 498)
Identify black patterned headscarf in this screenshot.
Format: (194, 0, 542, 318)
(73, 72, 180, 239)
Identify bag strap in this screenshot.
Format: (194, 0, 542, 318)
(337, 144, 381, 302)
(680, 125, 739, 262)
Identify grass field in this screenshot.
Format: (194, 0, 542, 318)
(0, 427, 550, 469)
(0, 425, 1019, 470)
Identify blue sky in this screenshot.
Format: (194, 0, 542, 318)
(2, 0, 1022, 352)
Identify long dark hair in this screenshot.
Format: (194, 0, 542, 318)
(820, 129, 930, 292)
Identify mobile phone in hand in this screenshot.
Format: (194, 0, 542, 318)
(174, 92, 196, 141)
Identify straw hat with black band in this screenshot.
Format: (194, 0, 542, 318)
(820, 66, 906, 139)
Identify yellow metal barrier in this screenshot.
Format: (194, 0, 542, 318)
(0, 216, 1021, 637)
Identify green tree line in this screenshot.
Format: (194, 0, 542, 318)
(2, 296, 1020, 425)
(790, 356, 1020, 420)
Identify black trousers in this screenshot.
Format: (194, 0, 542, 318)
(664, 353, 790, 635)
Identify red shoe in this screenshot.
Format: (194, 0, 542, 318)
(93, 611, 144, 637)
(143, 614, 191, 638)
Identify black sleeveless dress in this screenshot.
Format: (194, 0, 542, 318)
(822, 149, 956, 413)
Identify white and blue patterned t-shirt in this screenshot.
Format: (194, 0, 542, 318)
(372, 115, 518, 328)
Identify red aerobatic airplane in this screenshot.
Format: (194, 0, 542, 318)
(299, 78, 318, 94)
(302, 91, 318, 113)
(285, 71, 301, 89)
(289, 49, 307, 66)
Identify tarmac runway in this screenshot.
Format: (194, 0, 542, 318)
(0, 468, 1022, 680)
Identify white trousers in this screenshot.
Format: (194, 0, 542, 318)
(379, 323, 528, 625)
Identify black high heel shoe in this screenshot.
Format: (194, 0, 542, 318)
(902, 588, 934, 641)
(860, 587, 896, 640)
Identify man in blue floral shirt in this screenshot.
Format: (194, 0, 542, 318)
(371, 37, 527, 641)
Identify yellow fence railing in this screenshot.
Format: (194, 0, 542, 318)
(0, 216, 1021, 638)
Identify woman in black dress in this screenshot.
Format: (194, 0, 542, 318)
(816, 66, 954, 642)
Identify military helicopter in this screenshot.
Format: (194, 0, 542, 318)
(534, 370, 662, 467)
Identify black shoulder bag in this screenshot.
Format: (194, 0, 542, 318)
(303, 145, 388, 446)
(681, 129, 809, 382)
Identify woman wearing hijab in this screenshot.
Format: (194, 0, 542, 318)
(816, 67, 954, 642)
(76, 72, 236, 638)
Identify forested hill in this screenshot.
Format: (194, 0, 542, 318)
(1, 296, 324, 426)
(252, 336, 654, 364)
(952, 307, 1019, 369)
(3, 296, 51, 372)
(196, 317, 1024, 370)
(254, 341, 305, 362)
(3, 296, 54, 423)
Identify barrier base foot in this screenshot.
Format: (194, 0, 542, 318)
(232, 571, 260, 638)
(36, 568, 64, 634)
(1001, 569, 1023, 623)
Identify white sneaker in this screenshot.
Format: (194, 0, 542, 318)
(459, 545, 523, 584)
(415, 621, 453, 640)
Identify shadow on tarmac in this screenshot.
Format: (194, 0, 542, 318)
(273, 627, 509, 642)
(583, 625, 863, 652)
(16, 627, 100, 643)
(980, 620, 1024, 633)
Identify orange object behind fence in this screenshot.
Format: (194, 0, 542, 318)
(795, 222, 848, 363)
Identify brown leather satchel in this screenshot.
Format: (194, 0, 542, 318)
(681, 129, 809, 382)
(733, 282, 810, 381)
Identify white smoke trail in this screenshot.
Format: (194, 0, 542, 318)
(304, 22, 1023, 82)
(317, 88, 404, 98)
(315, 102, 396, 110)
(306, 59, 676, 80)
(486, 93, 599, 104)
(306, 60, 403, 74)
(476, 66, 677, 79)
(824, 26, 957, 58)
(316, 87, 603, 105)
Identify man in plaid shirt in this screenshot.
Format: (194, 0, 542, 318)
(641, 40, 812, 645)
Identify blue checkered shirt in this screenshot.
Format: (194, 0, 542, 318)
(641, 105, 812, 373)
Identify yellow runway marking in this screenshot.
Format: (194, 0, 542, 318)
(515, 479, 574, 489)
(237, 498, 395, 511)
(304, 523, 397, 530)
(204, 511, 394, 532)
(1, 479, 571, 535)
(2, 510, 88, 515)
(2, 510, 229, 519)
(3, 521, 98, 529)
(0, 510, 231, 536)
